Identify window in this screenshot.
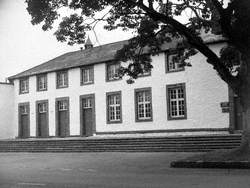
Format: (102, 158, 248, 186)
(106, 91, 122, 123)
(58, 100, 68, 111)
(166, 83, 187, 120)
(136, 63, 151, 77)
(165, 52, 184, 72)
(20, 105, 28, 115)
(37, 74, 47, 91)
(106, 63, 121, 81)
(135, 88, 152, 121)
(81, 66, 94, 85)
(19, 78, 29, 94)
(56, 71, 68, 88)
(38, 103, 47, 113)
(83, 98, 92, 109)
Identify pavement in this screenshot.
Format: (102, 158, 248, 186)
(1, 152, 250, 188)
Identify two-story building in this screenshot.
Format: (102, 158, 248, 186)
(6, 36, 238, 139)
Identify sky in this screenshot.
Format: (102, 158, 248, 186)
(0, 0, 133, 82)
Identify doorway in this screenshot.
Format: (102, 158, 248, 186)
(80, 94, 95, 136)
(56, 97, 70, 137)
(36, 100, 49, 137)
(18, 103, 30, 138)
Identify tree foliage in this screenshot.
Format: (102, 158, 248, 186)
(25, 0, 250, 94)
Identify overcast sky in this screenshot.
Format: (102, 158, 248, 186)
(0, 0, 133, 82)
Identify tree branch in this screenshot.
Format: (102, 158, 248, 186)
(126, 0, 240, 90)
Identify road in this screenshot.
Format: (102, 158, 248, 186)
(0, 152, 250, 188)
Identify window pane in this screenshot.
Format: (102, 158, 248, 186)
(58, 100, 68, 111)
(83, 98, 92, 109)
(20, 79, 29, 93)
(167, 54, 182, 72)
(107, 93, 121, 122)
(168, 86, 186, 118)
(108, 63, 120, 80)
(38, 75, 47, 90)
(20, 105, 28, 115)
(82, 67, 93, 84)
(57, 72, 68, 87)
(136, 90, 152, 120)
(38, 103, 47, 113)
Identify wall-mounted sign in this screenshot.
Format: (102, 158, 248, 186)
(220, 102, 229, 113)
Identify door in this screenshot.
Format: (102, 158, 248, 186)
(56, 98, 69, 137)
(80, 95, 95, 136)
(37, 101, 49, 137)
(18, 103, 30, 138)
(234, 96, 243, 131)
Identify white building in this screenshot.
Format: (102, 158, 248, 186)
(3, 37, 241, 139)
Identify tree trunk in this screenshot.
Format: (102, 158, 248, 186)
(238, 55, 250, 149)
(241, 106, 250, 149)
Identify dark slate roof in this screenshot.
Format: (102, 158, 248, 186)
(9, 40, 128, 80)
(9, 35, 226, 80)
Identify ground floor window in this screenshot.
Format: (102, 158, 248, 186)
(166, 83, 187, 120)
(106, 91, 122, 123)
(135, 87, 153, 122)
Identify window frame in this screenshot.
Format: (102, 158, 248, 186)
(106, 62, 122, 82)
(56, 70, 68, 89)
(19, 77, 29, 94)
(38, 102, 47, 113)
(166, 83, 187, 120)
(37, 74, 47, 92)
(136, 63, 152, 78)
(80, 65, 94, 85)
(106, 91, 122, 124)
(58, 100, 68, 111)
(165, 50, 185, 73)
(134, 87, 153, 122)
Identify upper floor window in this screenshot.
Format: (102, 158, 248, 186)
(19, 78, 29, 94)
(56, 71, 68, 89)
(135, 88, 153, 122)
(138, 64, 151, 77)
(106, 91, 122, 123)
(37, 74, 47, 91)
(81, 66, 94, 85)
(165, 52, 184, 73)
(166, 83, 187, 120)
(106, 62, 121, 81)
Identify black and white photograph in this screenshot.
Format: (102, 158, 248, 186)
(0, 0, 250, 187)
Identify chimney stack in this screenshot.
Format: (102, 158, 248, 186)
(84, 36, 93, 49)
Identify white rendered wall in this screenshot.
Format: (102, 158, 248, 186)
(0, 83, 14, 139)
(13, 43, 229, 137)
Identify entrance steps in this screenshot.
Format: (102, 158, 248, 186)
(0, 134, 242, 152)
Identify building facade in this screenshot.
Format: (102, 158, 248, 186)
(7, 38, 233, 138)
(0, 83, 14, 139)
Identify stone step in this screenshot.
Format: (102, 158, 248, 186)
(0, 134, 242, 152)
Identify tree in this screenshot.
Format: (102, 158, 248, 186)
(25, 0, 250, 147)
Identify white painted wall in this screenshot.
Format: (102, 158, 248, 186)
(13, 42, 229, 137)
(0, 83, 14, 139)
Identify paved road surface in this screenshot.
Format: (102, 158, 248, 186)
(0, 152, 250, 188)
